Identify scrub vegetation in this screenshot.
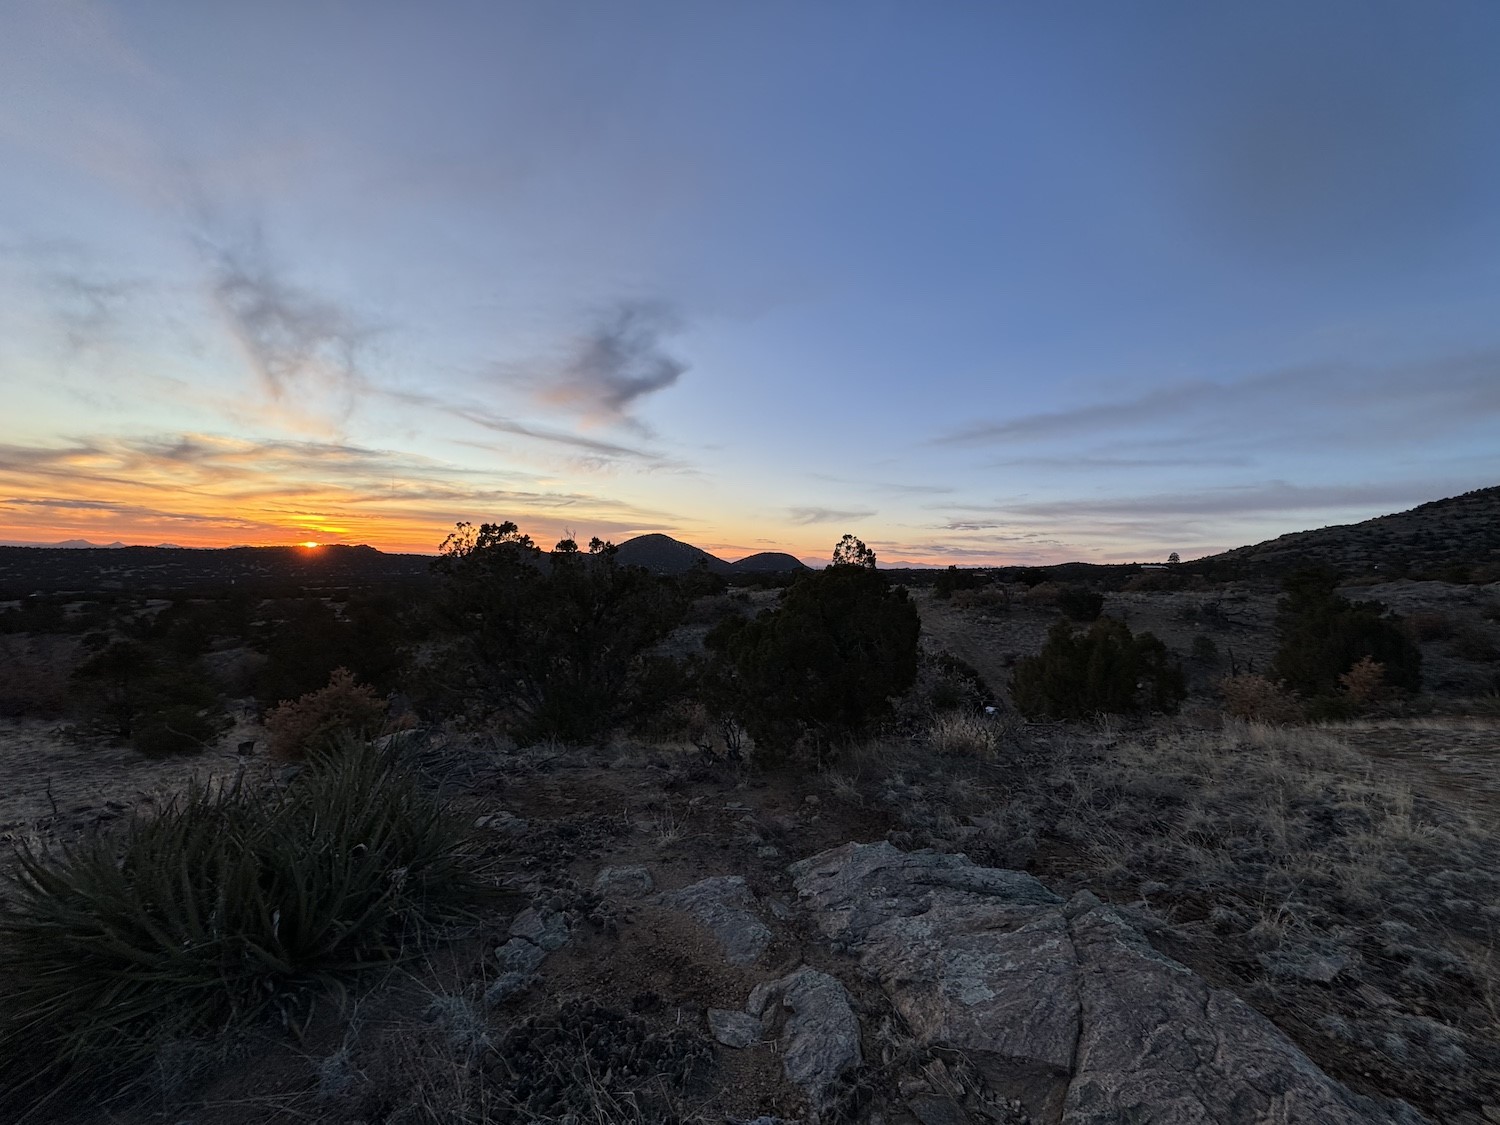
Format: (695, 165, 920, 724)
(1, 518, 1498, 1122)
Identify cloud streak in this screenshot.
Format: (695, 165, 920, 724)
(787, 506, 877, 525)
(941, 351, 1500, 450)
(524, 301, 687, 429)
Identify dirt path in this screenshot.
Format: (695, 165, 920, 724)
(1324, 717, 1500, 826)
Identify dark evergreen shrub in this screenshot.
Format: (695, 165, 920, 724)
(1011, 617, 1185, 720)
(710, 541, 920, 761)
(933, 565, 982, 600)
(433, 521, 685, 741)
(1271, 568, 1420, 701)
(1057, 585, 1105, 622)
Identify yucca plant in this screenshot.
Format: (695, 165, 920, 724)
(0, 737, 486, 1113)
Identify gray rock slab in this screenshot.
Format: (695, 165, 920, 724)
(749, 967, 862, 1105)
(864, 907, 1079, 1071)
(494, 936, 546, 975)
(1064, 896, 1419, 1124)
(790, 844, 1427, 1125)
(708, 1007, 762, 1049)
(657, 875, 772, 966)
(592, 865, 655, 898)
(789, 840, 1060, 947)
(509, 907, 570, 951)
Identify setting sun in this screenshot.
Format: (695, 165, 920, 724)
(301, 541, 321, 548)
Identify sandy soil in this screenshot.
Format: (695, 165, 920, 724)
(0, 710, 273, 852)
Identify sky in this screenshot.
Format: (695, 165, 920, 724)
(2, 1, 1498, 565)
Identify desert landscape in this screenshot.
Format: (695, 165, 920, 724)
(1, 492, 1498, 1125)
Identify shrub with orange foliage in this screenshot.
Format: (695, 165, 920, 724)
(1218, 673, 1303, 724)
(1339, 656, 1387, 709)
(265, 667, 388, 761)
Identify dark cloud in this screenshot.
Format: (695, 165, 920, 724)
(526, 301, 687, 428)
(787, 506, 877, 525)
(200, 232, 372, 404)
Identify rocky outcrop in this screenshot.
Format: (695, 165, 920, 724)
(790, 842, 1426, 1125)
(747, 967, 862, 1106)
(657, 875, 773, 965)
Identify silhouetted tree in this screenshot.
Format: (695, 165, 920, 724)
(709, 553, 919, 761)
(832, 534, 877, 569)
(433, 520, 684, 741)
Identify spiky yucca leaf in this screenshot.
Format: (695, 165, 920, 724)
(0, 737, 486, 1111)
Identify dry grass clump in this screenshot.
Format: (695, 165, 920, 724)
(836, 718, 1500, 1115)
(950, 586, 1011, 613)
(1218, 672, 1303, 723)
(1022, 581, 1062, 607)
(266, 666, 389, 760)
(958, 722, 1499, 1114)
(926, 712, 1001, 757)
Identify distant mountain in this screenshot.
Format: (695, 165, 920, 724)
(0, 538, 130, 549)
(1202, 485, 1500, 578)
(614, 533, 732, 575)
(732, 551, 810, 573)
(612, 534, 811, 575)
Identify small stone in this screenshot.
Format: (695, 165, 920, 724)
(907, 1093, 970, 1125)
(1257, 949, 1353, 984)
(750, 967, 862, 1104)
(495, 937, 546, 975)
(708, 1008, 762, 1048)
(1138, 880, 1168, 898)
(510, 908, 570, 951)
(484, 971, 533, 1007)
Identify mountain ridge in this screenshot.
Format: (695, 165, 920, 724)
(1197, 484, 1500, 577)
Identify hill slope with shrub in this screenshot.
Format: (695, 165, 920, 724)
(1203, 485, 1500, 579)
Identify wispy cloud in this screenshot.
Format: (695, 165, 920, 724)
(809, 473, 956, 495)
(522, 301, 687, 430)
(940, 351, 1500, 449)
(999, 479, 1467, 520)
(787, 505, 877, 525)
(199, 230, 374, 410)
(385, 388, 682, 469)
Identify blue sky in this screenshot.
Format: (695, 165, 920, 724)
(2, 0, 1497, 562)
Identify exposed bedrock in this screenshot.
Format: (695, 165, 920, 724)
(790, 842, 1426, 1125)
